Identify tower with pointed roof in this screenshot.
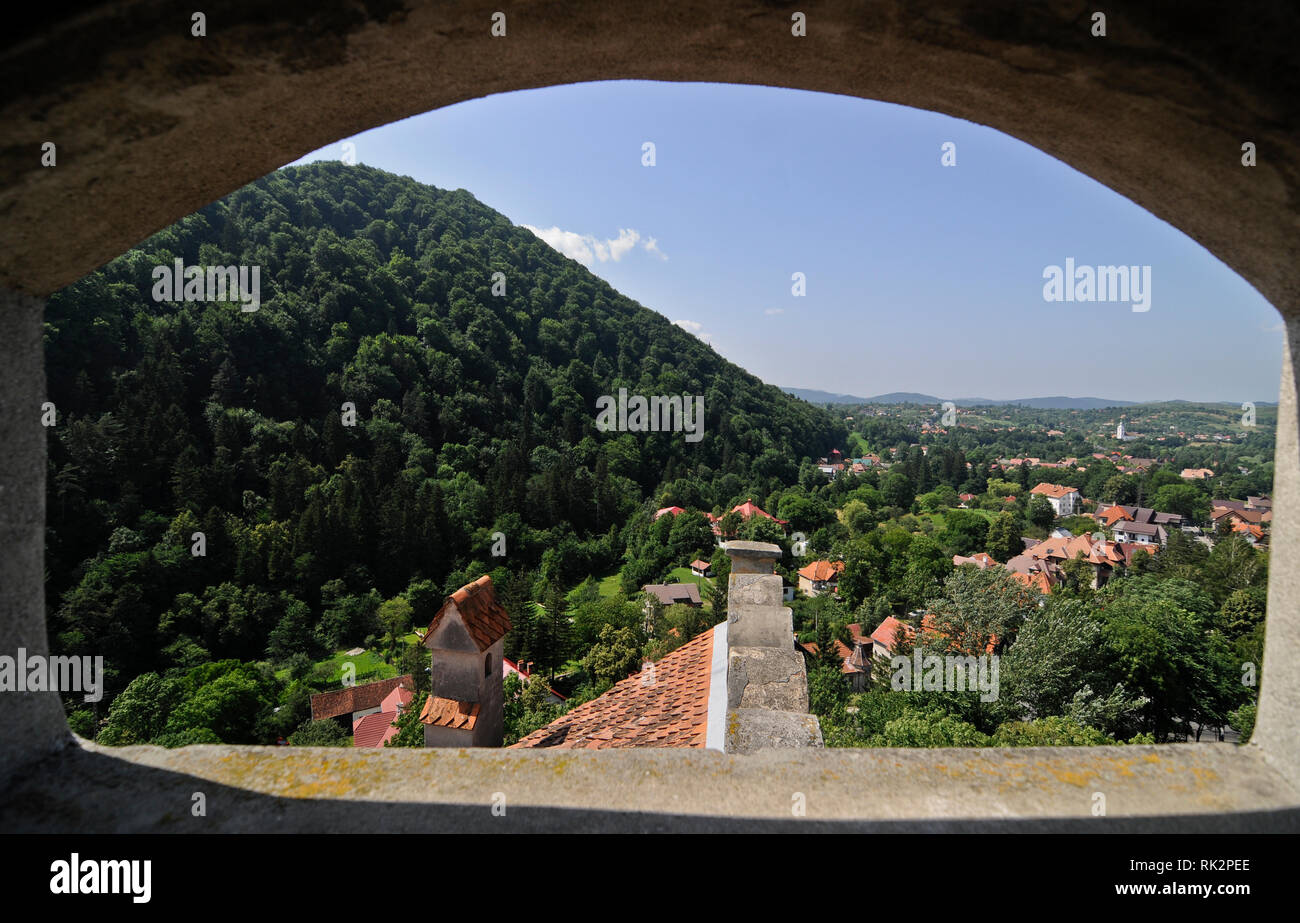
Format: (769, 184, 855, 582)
(420, 575, 512, 747)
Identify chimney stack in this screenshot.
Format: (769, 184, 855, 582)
(721, 541, 822, 753)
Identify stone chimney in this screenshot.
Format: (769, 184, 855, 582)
(722, 541, 823, 753)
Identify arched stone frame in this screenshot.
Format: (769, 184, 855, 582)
(1, 0, 1297, 830)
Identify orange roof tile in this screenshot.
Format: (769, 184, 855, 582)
(425, 575, 511, 652)
(511, 628, 715, 750)
(1099, 505, 1132, 526)
(1030, 482, 1079, 499)
(419, 695, 480, 730)
(798, 638, 865, 674)
(731, 500, 787, 525)
(797, 559, 845, 581)
(869, 616, 916, 652)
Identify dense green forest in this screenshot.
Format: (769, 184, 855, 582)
(43, 162, 842, 738)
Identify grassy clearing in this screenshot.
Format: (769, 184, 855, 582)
(276, 648, 398, 690)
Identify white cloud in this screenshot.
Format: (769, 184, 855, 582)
(643, 236, 667, 260)
(523, 225, 667, 266)
(764, 308, 784, 316)
(673, 318, 713, 344)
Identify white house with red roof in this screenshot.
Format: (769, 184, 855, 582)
(797, 559, 844, 597)
(503, 657, 566, 704)
(1029, 482, 1081, 516)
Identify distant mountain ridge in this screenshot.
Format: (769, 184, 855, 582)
(780, 387, 1272, 410)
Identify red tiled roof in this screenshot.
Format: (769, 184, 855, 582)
(655, 506, 686, 519)
(352, 710, 400, 748)
(690, 559, 712, 571)
(511, 628, 715, 750)
(1030, 482, 1079, 499)
(310, 675, 413, 721)
(419, 695, 479, 729)
(798, 638, 865, 675)
(425, 575, 511, 652)
(798, 559, 844, 581)
(869, 616, 916, 653)
(1099, 505, 1132, 526)
(502, 657, 567, 700)
(731, 500, 788, 525)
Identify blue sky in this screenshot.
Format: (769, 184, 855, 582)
(287, 80, 1283, 404)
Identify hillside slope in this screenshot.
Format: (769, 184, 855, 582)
(43, 162, 842, 688)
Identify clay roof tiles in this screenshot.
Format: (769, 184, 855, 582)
(309, 675, 413, 722)
(425, 575, 511, 652)
(352, 710, 401, 748)
(510, 627, 716, 750)
(797, 559, 845, 581)
(419, 695, 480, 730)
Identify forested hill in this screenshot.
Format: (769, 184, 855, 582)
(43, 161, 842, 694)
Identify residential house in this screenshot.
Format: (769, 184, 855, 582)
(799, 622, 871, 692)
(1232, 522, 1266, 546)
(1029, 482, 1081, 517)
(503, 657, 566, 705)
(952, 552, 998, 569)
(1180, 468, 1214, 480)
(1247, 495, 1272, 512)
(690, 558, 713, 578)
(1212, 506, 1264, 528)
(1095, 504, 1184, 530)
(654, 505, 686, 520)
(868, 616, 917, 659)
(1111, 519, 1167, 547)
(797, 559, 844, 597)
(643, 583, 703, 608)
(310, 675, 414, 735)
